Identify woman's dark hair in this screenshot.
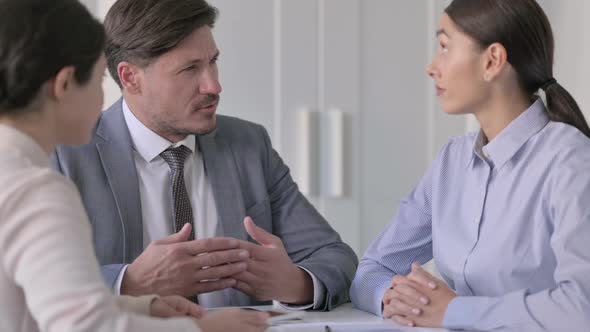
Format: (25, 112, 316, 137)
(0, 0, 106, 115)
(104, 0, 218, 88)
(446, 0, 590, 138)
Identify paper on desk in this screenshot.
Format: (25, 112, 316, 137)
(325, 326, 405, 332)
(270, 321, 410, 332)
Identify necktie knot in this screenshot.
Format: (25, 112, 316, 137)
(160, 145, 192, 171)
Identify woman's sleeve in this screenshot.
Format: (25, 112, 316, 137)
(350, 149, 437, 316)
(0, 171, 198, 332)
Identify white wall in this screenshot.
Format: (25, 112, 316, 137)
(78, 0, 95, 12)
(543, 1, 590, 121)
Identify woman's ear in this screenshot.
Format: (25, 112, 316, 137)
(51, 66, 76, 100)
(482, 42, 508, 82)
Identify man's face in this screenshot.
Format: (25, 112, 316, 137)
(135, 26, 222, 142)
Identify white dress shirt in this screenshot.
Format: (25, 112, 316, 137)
(120, 100, 224, 307)
(118, 100, 324, 309)
(0, 124, 198, 332)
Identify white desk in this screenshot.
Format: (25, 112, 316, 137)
(265, 303, 451, 332)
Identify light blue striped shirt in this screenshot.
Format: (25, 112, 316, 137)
(351, 99, 590, 331)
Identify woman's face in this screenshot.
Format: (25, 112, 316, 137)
(426, 14, 490, 115)
(55, 55, 107, 145)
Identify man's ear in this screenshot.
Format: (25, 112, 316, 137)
(118, 62, 143, 94)
(51, 66, 76, 100)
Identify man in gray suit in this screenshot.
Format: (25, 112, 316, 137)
(52, 0, 357, 310)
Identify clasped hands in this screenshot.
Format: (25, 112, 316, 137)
(382, 263, 456, 328)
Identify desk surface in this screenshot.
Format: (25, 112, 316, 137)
(265, 303, 450, 332)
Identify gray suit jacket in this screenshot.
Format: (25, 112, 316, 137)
(52, 99, 358, 310)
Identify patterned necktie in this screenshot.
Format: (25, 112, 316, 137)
(160, 145, 199, 303)
(160, 145, 195, 241)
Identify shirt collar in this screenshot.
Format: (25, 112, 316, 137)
(0, 124, 50, 168)
(472, 98, 549, 169)
(122, 100, 196, 163)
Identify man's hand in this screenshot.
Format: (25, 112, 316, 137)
(122, 223, 250, 297)
(233, 217, 314, 304)
(382, 263, 456, 328)
(150, 295, 205, 318)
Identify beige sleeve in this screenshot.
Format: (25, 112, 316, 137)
(116, 295, 159, 315)
(0, 171, 199, 332)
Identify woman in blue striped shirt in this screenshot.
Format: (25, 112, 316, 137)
(351, 1, 590, 331)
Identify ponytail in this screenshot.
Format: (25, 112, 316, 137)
(543, 81, 590, 138)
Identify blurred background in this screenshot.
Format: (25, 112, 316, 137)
(81, 0, 590, 257)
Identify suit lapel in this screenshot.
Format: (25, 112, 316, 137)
(96, 100, 144, 262)
(198, 132, 247, 241)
